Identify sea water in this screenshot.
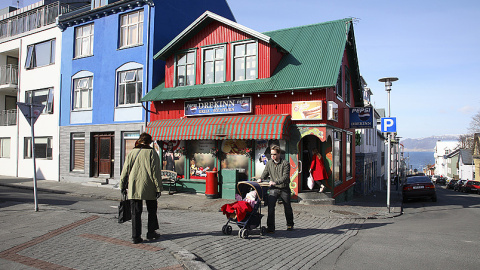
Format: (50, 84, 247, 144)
(404, 152, 435, 171)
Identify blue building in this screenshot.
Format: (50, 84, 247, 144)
(57, 0, 234, 184)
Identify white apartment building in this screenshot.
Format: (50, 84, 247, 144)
(0, 1, 79, 180)
(434, 140, 459, 177)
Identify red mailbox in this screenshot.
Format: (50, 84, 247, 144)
(205, 167, 219, 199)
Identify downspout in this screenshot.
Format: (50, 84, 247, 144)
(143, 2, 153, 130)
(16, 39, 22, 177)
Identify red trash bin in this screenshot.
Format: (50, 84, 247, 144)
(205, 167, 219, 199)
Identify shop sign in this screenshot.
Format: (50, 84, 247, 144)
(349, 107, 374, 128)
(292, 101, 322, 120)
(185, 97, 251, 116)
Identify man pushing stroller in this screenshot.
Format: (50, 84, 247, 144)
(257, 145, 294, 233)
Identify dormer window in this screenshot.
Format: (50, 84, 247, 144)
(176, 50, 196, 86)
(202, 45, 225, 84)
(233, 41, 257, 81)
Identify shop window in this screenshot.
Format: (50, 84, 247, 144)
(71, 133, 85, 171)
(119, 10, 144, 48)
(346, 133, 352, 178)
(333, 131, 342, 185)
(25, 39, 55, 69)
(254, 139, 286, 179)
(24, 137, 52, 159)
(335, 66, 342, 99)
(121, 132, 140, 171)
(175, 51, 196, 86)
(25, 88, 54, 114)
(188, 140, 214, 179)
(0, 138, 11, 158)
(73, 76, 92, 110)
(344, 67, 351, 104)
(92, 0, 107, 9)
(75, 23, 94, 58)
(233, 41, 257, 81)
(203, 45, 225, 84)
(117, 68, 142, 106)
(220, 140, 252, 181)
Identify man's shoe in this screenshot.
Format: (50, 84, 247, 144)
(146, 232, 161, 240)
(267, 228, 275, 234)
(287, 225, 294, 231)
(132, 237, 143, 244)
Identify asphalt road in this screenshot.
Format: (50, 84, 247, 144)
(318, 185, 480, 270)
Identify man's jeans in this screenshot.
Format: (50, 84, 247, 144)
(267, 188, 294, 230)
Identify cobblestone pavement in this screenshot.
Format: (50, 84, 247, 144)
(0, 176, 402, 270)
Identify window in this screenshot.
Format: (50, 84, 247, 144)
(122, 132, 139, 170)
(119, 10, 144, 48)
(203, 46, 225, 84)
(346, 134, 352, 178)
(71, 133, 85, 171)
(24, 137, 52, 159)
(75, 24, 94, 58)
(335, 66, 342, 98)
(25, 39, 55, 69)
(176, 51, 195, 86)
(117, 69, 142, 105)
(25, 88, 54, 114)
(0, 138, 10, 158)
(334, 131, 342, 184)
(233, 42, 257, 81)
(92, 0, 107, 8)
(73, 76, 92, 110)
(345, 67, 351, 104)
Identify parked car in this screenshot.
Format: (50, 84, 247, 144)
(453, 180, 468, 191)
(446, 179, 458, 189)
(436, 177, 447, 185)
(461, 181, 480, 193)
(432, 175, 440, 183)
(402, 176, 437, 202)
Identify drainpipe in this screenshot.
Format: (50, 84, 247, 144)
(16, 39, 22, 177)
(143, 2, 153, 130)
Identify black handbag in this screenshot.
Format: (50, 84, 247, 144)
(118, 192, 131, 223)
(118, 149, 141, 223)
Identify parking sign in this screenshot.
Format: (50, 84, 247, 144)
(381, 117, 396, 132)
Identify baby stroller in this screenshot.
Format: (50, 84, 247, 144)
(221, 181, 267, 239)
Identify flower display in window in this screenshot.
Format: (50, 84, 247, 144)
(174, 146, 186, 155)
(210, 147, 219, 157)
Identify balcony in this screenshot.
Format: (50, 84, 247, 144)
(0, 109, 17, 126)
(0, 64, 18, 91)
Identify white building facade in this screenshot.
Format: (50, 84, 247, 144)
(434, 140, 459, 177)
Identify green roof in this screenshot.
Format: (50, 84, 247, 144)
(143, 18, 359, 103)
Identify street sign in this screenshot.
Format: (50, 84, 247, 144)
(381, 117, 396, 132)
(17, 102, 45, 126)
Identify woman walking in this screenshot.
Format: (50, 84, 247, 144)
(309, 148, 328, 192)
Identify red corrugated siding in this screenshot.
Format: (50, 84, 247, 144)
(270, 46, 283, 75)
(163, 21, 275, 87)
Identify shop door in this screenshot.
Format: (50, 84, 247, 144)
(92, 133, 114, 177)
(299, 135, 322, 192)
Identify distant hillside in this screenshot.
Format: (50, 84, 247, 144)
(402, 135, 460, 152)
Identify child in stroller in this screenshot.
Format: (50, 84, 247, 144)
(220, 181, 267, 239)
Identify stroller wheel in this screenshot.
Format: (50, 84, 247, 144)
(260, 226, 267, 236)
(226, 225, 232, 235)
(222, 225, 227, 234)
(239, 228, 249, 239)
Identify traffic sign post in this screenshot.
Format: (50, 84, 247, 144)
(381, 117, 397, 213)
(17, 102, 45, 212)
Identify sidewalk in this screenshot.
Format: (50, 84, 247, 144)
(0, 176, 403, 219)
(0, 176, 403, 270)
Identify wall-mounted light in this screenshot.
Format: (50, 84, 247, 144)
(258, 94, 260, 97)
(213, 98, 216, 101)
(309, 90, 312, 95)
(199, 98, 201, 101)
(291, 91, 294, 95)
(242, 94, 245, 97)
(173, 100, 175, 103)
(274, 94, 277, 98)
(160, 101, 163, 104)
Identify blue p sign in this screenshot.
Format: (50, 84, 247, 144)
(381, 117, 396, 133)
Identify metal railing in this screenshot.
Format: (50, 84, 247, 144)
(0, 2, 76, 40)
(0, 64, 18, 85)
(0, 109, 17, 126)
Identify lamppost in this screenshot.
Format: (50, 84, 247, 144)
(379, 77, 398, 212)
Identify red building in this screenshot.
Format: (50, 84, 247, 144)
(142, 12, 364, 202)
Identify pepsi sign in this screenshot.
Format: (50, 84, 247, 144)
(349, 107, 374, 128)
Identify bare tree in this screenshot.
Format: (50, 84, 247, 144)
(468, 110, 480, 134)
(459, 134, 474, 150)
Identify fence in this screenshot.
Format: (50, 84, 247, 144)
(0, 109, 17, 126)
(0, 64, 18, 85)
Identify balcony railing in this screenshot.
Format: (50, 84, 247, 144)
(0, 64, 18, 85)
(0, 2, 77, 40)
(0, 109, 17, 126)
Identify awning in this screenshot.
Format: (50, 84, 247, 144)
(146, 114, 291, 141)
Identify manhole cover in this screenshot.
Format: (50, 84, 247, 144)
(330, 210, 359, 215)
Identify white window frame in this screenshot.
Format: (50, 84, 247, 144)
(25, 88, 54, 114)
(333, 131, 343, 185)
(336, 66, 343, 100)
(202, 45, 226, 84)
(92, 0, 107, 9)
(0, 138, 11, 158)
(232, 41, 257, 81)
(117, 68, 143, 106)
(75, 23, 94, 58)
(73, 76, 93, 110)
(24, 137, 52, 159)
(175, 50, 196, 87)
(346, 133, 352, 178)
(119, 10, 144, 48)
(25, 39, 55, 69)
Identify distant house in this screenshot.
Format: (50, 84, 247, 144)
(473, 133, 480, 181)
(458, 149, 474, 180)
(434, 140, 459, 177)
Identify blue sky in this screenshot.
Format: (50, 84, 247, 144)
(3, 0, 479, 139)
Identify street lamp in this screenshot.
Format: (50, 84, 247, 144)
(379, 77, 398, 212)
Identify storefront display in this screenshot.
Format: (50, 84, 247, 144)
(156, 140, 185, 177)
(254, 139, 286, 178)
(220, 140, 250, 181)
(190, 140, 215, 179)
